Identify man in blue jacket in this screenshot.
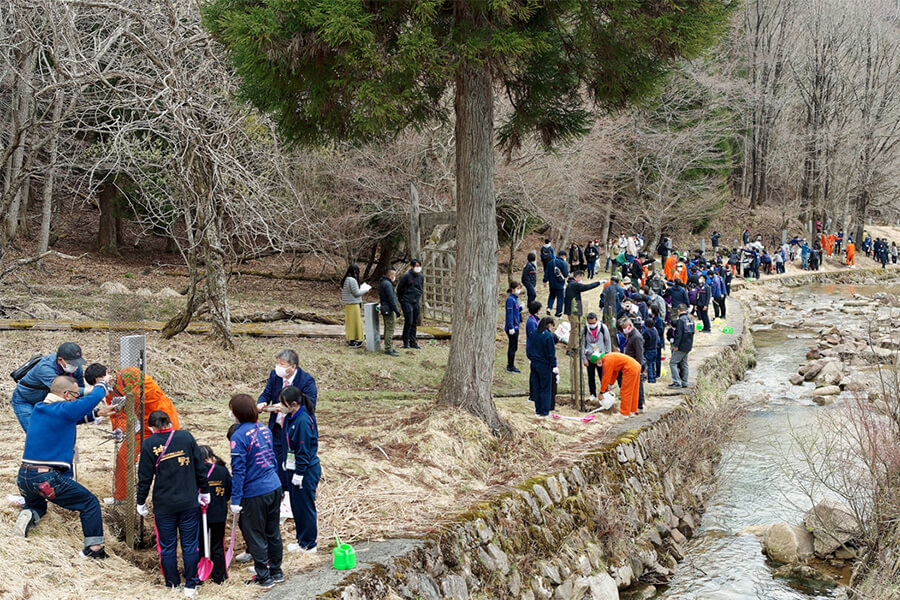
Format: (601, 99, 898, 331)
(257, 349, 317, 494)
(11, 342, 87, 432)
(521, 252, 538, 305)
(15, 375, 114, 557)
(544, 251, 569, 318)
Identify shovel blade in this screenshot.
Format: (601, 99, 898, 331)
(198, 557, 214, 581)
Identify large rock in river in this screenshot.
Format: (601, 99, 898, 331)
(803, 501, 862, 557)
(763, 522, 814, 564)
(815, 361, 843, 387)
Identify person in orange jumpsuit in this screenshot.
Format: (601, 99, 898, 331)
(109, 366, 180, 501)
(598, 352, 642, 417)
(664, 255, 677, 281)
(826, 234, 836, 256)
(845, 242, 855, 266)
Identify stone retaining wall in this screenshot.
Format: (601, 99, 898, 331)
(325, 320, 756, 600)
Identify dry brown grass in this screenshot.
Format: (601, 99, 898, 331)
(0, 305, 621, 599)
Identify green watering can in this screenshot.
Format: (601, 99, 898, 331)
(696, 322, 704, 331)
(722, 326, 734, 334)
(333, 535, 356, 570)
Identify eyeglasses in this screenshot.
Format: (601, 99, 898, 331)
(63, 390, 79, 398)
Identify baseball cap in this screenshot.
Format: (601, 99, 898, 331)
(57, 342, 86, 367)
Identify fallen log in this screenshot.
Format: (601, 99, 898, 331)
(231, 308, 340, 326)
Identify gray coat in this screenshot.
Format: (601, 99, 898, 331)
(341, 277, 365, 305)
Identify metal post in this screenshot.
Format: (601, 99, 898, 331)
(363, 302, 380, 352)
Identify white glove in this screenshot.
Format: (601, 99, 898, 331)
(292, 474, 304, 488)
(136, 504, 149, 516)
(198, 493, 211, 507)
(508, 329, 516, 335)
(552, 367, 559, 374)
(555, 373, 560, 384)
(230, 504, 242, 514)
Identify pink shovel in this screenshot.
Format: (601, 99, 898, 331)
(550, 413, 596, 423)
(198, 506, 214, 581)
(224, 512, 238, 572)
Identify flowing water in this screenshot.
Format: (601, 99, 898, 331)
(656, 283, 900, 600)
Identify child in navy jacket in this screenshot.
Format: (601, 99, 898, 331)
(279, 386, 321, 553)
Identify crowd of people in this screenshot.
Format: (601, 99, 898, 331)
(10, 342, 321, 595)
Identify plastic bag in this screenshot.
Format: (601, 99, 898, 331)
(555, 321, 571, 344)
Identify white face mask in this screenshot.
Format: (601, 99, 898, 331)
(275, 365, 291, 379)
(588, 322, 599, 330)
(62, 361, 78, 374)
(229, 410, 237, 423)
(413, 266, 422, 274)
(512, 288, 521, 296)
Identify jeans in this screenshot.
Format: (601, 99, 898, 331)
(240, 488, 283, 581)
(644, 350, 658, 382)
(802, 255, 808, 270)
(12, 399, 36, 432)
(401, 301, 420, 347)
(547, 288, 564, 316)
(288, 462, 321, 549)
(17, 466, 104, 547)
(155, 509, 200, 589)
(586, 260, 596, 278)
(506, 329, 519, 369)
(382, 312, 396, 352)
(670, 350, 690, 386)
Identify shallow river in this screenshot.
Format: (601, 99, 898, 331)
(656, 283, 900, 600)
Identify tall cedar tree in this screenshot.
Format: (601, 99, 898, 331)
(203, 0, 734, 436)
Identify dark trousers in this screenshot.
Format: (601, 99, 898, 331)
(547, 288, 564, 316)
(586, 260, 596, 278)
(506, 330, 519, 369)
(240, 488, 283, 581)
(524, 283, 536, 306)
(713, 296, 727, 319)
(531, 362, 553, 416)
(645, 350, 658, 382)
(697, 305, 711, 331)
(586, 362, 602, 397)
(203, 520, 227, 583)
(382, 312, 395, 352)
(638, 374, 645, 410)
(289, 462, 321, 549)
(17, 466, 104, 547)
(655, 348, 662, 382)
(155, 509, 200, 589)
(401, 300, 420, 347)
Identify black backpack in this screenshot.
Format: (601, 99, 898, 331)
(10, 354, 42, 383)
(540, 246, 553, 263)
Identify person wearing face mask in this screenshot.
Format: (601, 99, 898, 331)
(279, 386, 320, 554)
(695, 275, 712, 333)
(504, 281, 523, 373)
(581, 313, 611, 404)
(11, 342, 87, 432)
(620, 317, 646, 413)
(397, 259, 424, 349)
(257, 349, 317, 506)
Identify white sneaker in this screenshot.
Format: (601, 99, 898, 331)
(184, 587, 198, 598)
(235, 552, 252, 563)
(287, 543, 301, 553)
(300, 546, 317, 554)
(13, 509, 33, 537)
(589, 395, 597, 404)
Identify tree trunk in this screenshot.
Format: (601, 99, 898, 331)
(5, 43, 37, 241)
(161, 264, 206, 339)
(201, 210, 234, 349)
(98, 179, 121, 256)
(438, 50, 510, 437)
(38, 91, 63, 259)
(373, 236, 397, 281)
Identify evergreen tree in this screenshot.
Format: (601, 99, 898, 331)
(203, 0, 734, 435)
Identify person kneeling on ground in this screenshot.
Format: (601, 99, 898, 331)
(597, 352, 642, 418)
(281, 386, 321, 554)
(14, 374, 115, 558)
(136, 411, 209, 598)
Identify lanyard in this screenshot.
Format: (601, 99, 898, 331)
(154, 431, 175, 469)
